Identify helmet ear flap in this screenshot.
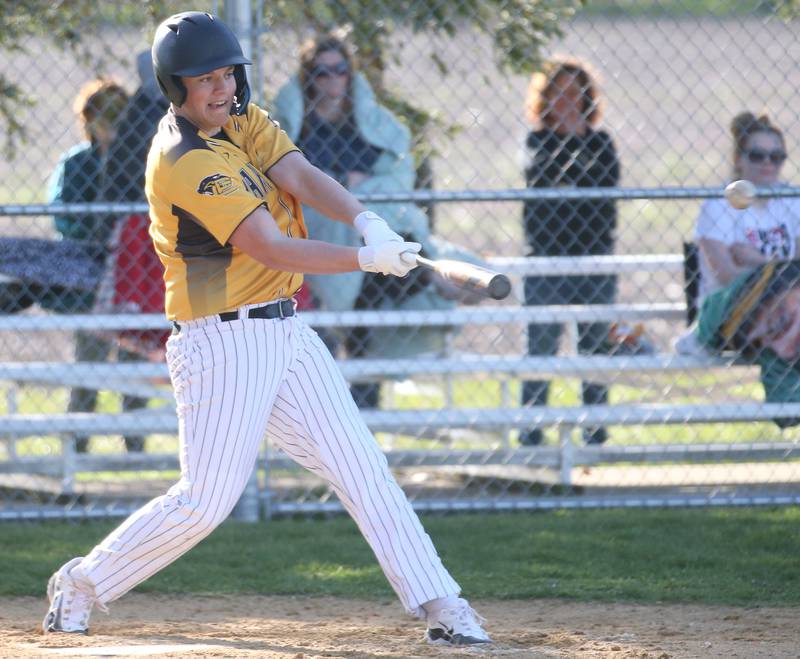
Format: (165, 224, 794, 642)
(232, 64, 250, 116)
(170, 75, 187, 107)
(154, 72, 186, 107)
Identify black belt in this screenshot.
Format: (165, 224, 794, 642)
(172, 299, 295, 333)
(219, 299, 295, 322)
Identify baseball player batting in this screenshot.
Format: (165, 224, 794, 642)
(42, 11, 490, 647)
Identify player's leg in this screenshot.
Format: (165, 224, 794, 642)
(265, 319, 490, 644)
(43, 318, 288, 632)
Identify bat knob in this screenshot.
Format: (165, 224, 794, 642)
(488, 275, 512, 300)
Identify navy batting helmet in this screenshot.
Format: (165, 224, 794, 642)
(152, 11, 251, 115)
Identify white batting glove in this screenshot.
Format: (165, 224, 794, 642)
(353, 210, 403, 246)
(358, 241, 421, 277)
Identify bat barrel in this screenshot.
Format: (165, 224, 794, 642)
(415, 255, 511, 300)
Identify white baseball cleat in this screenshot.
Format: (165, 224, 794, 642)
(425, 598, 492, 646)
(42, 557, 104, 634)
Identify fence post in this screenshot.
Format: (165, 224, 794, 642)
(4, 384, 18, 460)
(224, 0, 253, 60)
(60, 438, 76, 495)
(558, 425, 574, 487)
(232, 465, 260, 522)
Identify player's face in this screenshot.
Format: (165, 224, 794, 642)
(178, 66, 237, 133)
(738, 131, 786, 186)
(747, 286, 800, 361)
(309, 50, 350, 103)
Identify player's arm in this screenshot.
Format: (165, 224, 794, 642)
(266, 151, 402, 245)
(228, 205, 418, 277)
(268, 151, 364, 223)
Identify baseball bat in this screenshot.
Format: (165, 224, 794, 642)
(414, 255, 512, 300)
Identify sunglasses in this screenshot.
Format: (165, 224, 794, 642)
(744, 149, 787, 165)
(311, 62, 350, 78)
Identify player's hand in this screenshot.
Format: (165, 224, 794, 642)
(358, 241, 421, 277)
(353, 210, 403, 246)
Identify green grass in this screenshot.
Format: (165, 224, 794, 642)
(3, 508, 798, 605)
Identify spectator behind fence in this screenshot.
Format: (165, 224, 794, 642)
(675, 112, 799, 356)
(91, 50, 172, 452)
(98, 50, 171, 359)
(44, 79, 146, 454)
(271, 33, 473, 409)
(695, 113, 797, 297)
(697, 258, 800, 427)
(519, 58, 620, 446)
(45, 80, 128, 311)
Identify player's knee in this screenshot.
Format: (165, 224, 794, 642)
(161, 485, 228, 530)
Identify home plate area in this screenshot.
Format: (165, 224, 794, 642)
(3, 594, 799, 658)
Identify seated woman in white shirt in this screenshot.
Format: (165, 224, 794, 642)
(696, 112, 799, 300)
(677, 112, 799, 354)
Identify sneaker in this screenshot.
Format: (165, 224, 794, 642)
(425, 598, 492, 646)
(673, 326, 711, 356)
(42, 557, 104, 634)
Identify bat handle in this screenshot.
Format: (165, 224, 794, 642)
(414, 255, 436, 269)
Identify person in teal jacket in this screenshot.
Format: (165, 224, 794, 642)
(45, 80, 129, 313)
(45, 79, 150, 453)
(697, 258, 800, 426)
(271, 33, 477, 407)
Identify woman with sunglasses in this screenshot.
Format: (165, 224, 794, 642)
(694, 112, 798, 303)
(272, 33, 468, 409)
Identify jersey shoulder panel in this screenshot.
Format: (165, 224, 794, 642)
(154, 113, 214, 166)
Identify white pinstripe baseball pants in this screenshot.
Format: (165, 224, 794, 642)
(77, 307, 459, 616)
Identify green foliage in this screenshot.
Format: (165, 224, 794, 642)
(265, 0, 585, 80)
(3, 508, 799, 605)
(0, 0, 206, 156)
(0, 0, 583, 158)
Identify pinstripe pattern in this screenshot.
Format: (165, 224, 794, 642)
(76, 309, 458, 616)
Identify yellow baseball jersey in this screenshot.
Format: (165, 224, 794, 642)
(145, 103, 306, 320)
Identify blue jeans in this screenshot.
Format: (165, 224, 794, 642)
(521, 273, 617, 445)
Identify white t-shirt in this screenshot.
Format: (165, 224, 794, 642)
(694, 193, 800, 301)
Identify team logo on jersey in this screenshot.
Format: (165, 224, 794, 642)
(197, 174, 237, 196)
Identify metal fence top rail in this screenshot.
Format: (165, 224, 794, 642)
(0, 303, 685, 331)
(3, 185, 800, 216)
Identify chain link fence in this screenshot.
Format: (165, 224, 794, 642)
(2, 0, 800, 520)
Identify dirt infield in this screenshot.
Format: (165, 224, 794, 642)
(2, 594, 796, 658)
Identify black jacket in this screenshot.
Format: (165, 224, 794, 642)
(103, 89, 170, 203)
(523, 128, 620, 256)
